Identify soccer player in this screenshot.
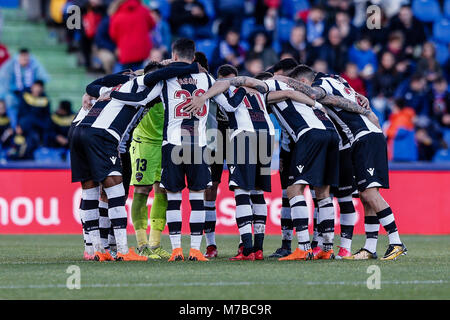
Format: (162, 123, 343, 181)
(106, 39, 242, 262)
(203, 64, 238, 258)
(278, 65, 407, 260)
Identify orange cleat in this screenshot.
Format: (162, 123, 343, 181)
(115, 248, 148, 261)
(254, 250, 264, 260)
(168, 248, 184, 261)
(278, 248, 313, 261)
(188, 248, 209, 261)
(312, 248, 335, 260)
(94, 251, 114, 262)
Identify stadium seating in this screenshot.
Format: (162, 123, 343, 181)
(198, 0, 215, 19)
(433, 18, 450, 43)
(33, 147, 66, 163)
(277, 18, 295, 43)
(433, 148, 450, 162)
(445, 0, 450, 18)
(195, 39, 217, 62)
(442, 128, 450, 147)
(412, 0, 442, 22)
(434, 41, 450, 64)
(392, 128, 418, 162)
(281, 0, 310, 20)
(241, 18, 257, 40)
(150, 0, 171, 19)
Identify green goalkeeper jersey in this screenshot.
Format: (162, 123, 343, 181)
(133, 101, 164, 144)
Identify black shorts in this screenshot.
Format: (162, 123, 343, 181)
(279, 137, 295, 190)
(289, 129, 339, 188)
(331, 147, 356, 198)
(209, 121, 228, 183)
(70, 126, 122, 183)
(227, 131, 273, 192)
(352, 132, 389, 191)
(120, 151, 131, 197)
(160, 143, 212, 192)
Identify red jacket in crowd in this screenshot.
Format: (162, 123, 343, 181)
(0, 44, 10, 68)
(109, 0, 155, 65)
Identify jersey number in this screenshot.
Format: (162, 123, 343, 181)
(136, 158, 147, 172)
(174, 89, 207, 119)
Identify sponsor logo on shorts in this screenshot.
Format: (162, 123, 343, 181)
(110, 156, 117, 164)
(136, 172, 143, 182)
(229, 166, 236, 174)
(296, 165, 304, 173)
(367, 168, 375, 176)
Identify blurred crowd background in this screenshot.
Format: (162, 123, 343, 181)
(0, 0, 449, 164)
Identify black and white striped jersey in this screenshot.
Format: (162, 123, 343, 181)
(77, 76, 162, 143)
(215, 86, 275, 139)
(264, 79, 335, 142)
(312, 73, 382, 148)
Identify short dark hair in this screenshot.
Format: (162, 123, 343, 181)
(144, 61, 163, 74)
(194, 51, 209, 71)
(172, 38, 196, 61)
(19, 48, 29, 54)
(272, 58, 299, 74)
(217, 64, 238, 78)
(255, 72, 273, 80)
(59, 100, 72, 114)
(33, 79, 44, 87)
(288, 64, 315, 81)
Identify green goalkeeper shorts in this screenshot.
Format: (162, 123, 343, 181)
(130, 139, 162, 186)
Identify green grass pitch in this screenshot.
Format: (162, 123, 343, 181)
(0, 235, 448, 300)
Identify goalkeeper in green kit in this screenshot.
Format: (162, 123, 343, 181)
(130, 96, 170, 259)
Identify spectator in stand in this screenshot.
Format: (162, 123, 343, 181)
(216, 0, 246, 37)
(248, 31, 278, 70)
(94, 10, 116, 74)
(431, 77, 450, 130)
(0, 48, 49, 129)
(341, 62, 366, 96)
(385, 98, 416, 160)
(241, 53, 264, 77)
(212, 28, 246, 72)
(80, 0, 106, 70)
(0, 100, 13, 150)
(334, 10, 358, 47)
(416, 42, 443, 84)
(109, 0, 155, 72)
(312, 59, 329, 74)
(415, 116, 444, 161)
(305, 6, 326, 47)
(388, 4, 426, 58)
(281, 24, 308, 64)
(0, 42, 9, 68)
(150, 8, 171, 53)
(360, 6, 390, 53)
(318, 26, 348, 74)
(169, 0, 209, 40)
(46, 100, 75, 151)
(348, 35, 377, 81)
(373, 51, 404, 98)
(17, 80, 51, 146)
(395, 74, 431, 117)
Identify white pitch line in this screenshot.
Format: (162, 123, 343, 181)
(0, 280, 448, 290)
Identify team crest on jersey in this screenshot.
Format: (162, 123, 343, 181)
(136, 172, 143, 182)
(296, 165, 304, 173)
(367, 168, 375, 176)
(110, 156, 117, 164)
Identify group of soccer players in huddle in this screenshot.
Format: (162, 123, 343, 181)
(69, 38, 407, 262)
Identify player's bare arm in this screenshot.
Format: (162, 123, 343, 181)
(272, 75, 326, 100)
(319, 94, 371, 116)
(266, 90, 316, 106)
(228, 76, 269, 94)
(184, 78, 232, 114)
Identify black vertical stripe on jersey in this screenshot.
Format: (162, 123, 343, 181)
(330, 116, 351, 146)
(162, 80, 169, 142)
(108, 105, 140, 139)
(246, 93, 270, 132)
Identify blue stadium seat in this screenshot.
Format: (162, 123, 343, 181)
(434, 41, 450, 64)
(241, 18, 257, 40)
(0, 0, 19, 8)
(281, 0, 310, 19)
(412, 0, 442, 22)
(196, 39, 217, 62)
(392, 128, 418, 162)
(432, 148, 450, 162)
(198, 0, 215, 19)
(445, 0, 450, 18)
(33, 147, 65, 163)
(149, 0, 171, 19)
(433, 18, 450, 43)
(277, 18, 295, 43)
(442, 128, 450, 146)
